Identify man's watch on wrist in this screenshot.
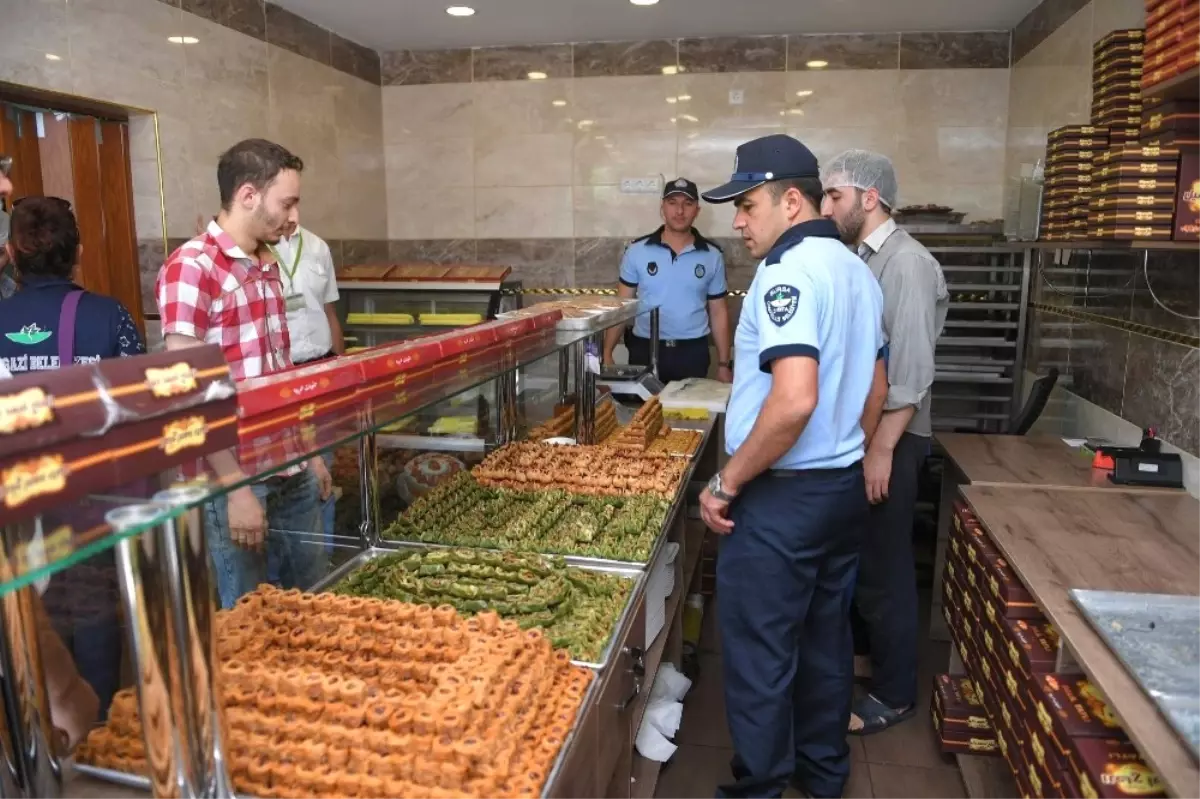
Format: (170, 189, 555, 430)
(707, 472, 737, 502)
(719, 360, 733, 368)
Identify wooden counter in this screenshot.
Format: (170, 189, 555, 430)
(961, 485, 1200, 798)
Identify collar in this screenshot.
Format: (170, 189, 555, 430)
(764, 219, 841, 266)
(641, 225, 718, 253)
(207, 219, 276, 266)
(16, 275, 77, 290)
(860, 217, 898, 255)
(278, 226, 306, 249)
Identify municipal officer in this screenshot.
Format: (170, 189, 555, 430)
(820, 150, 948, 736)
(602, 178, 732, 383)
(698, 134, 886, 799)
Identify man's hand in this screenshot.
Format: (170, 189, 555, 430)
(226, 487, 266, 550)
(311, 457, 333, 501)
(864, 447, 893, 505)
(699, 486, 735, 535)
(716, 365, 733, 384)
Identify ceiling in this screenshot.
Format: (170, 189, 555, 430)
(272, 0, 1043, 51)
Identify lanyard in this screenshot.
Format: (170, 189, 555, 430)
(266, 230, 304, 289)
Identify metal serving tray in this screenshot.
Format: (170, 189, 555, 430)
(308, 545, 645, 672)
(72, 681, 601, 799)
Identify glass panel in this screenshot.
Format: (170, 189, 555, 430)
(341, 287, 499, 349)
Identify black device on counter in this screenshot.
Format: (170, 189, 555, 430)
(1101, 428, 1184, 488)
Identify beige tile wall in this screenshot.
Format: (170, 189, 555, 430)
(383, 67, 1012, 241)
(1002, 0, 1146, 221)
(0, 0, 386, 243)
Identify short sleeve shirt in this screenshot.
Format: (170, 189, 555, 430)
(156, 220, 292, 381)
(270, 226, 338, 363)
(619, 227, 727, 340)
(725, 219, 886, 470)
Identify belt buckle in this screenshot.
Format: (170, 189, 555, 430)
(663, 339, 678, 348)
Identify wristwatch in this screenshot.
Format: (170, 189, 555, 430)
(707, 472, 737, 502)
(718, 360, 733, 369)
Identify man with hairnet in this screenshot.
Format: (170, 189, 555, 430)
(820, 149, 948, 736)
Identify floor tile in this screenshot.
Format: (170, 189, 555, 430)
(676, 653, 731, 749)
(844, 761, 875, 798)
(699, 593, 721, 655)
(866, 764, 967, 798)
(655, 744, 734, 798)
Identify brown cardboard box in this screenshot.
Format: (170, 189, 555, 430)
(1091, 224, 1175, 239)
(1095, 143, 1186, 162)
(1093, 175, 1180, 194)
(932, 674, 999, 755)
(1095, 160, 1179, 180)
(1094, 209, 1178, 225)
(981, 557, 1043, 619)
(1073, 738, 1167, 798)
(1176, 149, 1199, 240)
(1090, 193, 1177, 210)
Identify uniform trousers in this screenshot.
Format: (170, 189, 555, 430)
(716, 464, 869, 798)
(626, 333, 710, 383)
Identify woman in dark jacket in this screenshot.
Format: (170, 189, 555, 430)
(0, 196, 143, 374)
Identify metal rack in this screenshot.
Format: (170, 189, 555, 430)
(929, 246, 1032, 434)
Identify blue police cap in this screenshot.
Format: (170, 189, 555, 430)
(701, 134, 821, 204)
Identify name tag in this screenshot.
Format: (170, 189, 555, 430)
(285, 294, 306, 312)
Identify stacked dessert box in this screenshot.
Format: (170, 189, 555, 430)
(1142, 0, 1200, 90)
(1041, 126, 1108, 241)
(936, 500, 1167, 799)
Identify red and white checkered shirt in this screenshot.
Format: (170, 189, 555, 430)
(157, 220, 293, 381)
(157, 220, 306, 478)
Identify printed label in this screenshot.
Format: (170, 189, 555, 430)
(2, 455, 67, 508)
(162, 416, 207, 456)
(0, 388, 54, 435)
(145, 362, 198, 398)
(298, 403, 317, 421)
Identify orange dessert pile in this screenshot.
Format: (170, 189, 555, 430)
(473, 441, 685, 497)
(611, 397, 663, 453)
(77, 585, 593, 798)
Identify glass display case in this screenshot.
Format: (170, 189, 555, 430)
(336, 263, 523, 350)
(0, 300, 718, 799)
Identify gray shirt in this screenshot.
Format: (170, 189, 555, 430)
(858, 219, 948, 438)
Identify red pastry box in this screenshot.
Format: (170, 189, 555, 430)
(237, 357, 366, 419)
(351, 337, 447, 383)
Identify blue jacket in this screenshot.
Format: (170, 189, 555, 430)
(0, 276, 144, 374)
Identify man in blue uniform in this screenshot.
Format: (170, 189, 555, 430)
(602, 178, 732, 383)
(698, 134, 887, 798)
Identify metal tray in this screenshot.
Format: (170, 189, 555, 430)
(553, 299, 644, 331)
(308, 545, 645, 672)
(73, 762, 150, 792)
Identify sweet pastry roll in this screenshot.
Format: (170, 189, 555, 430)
(433, 604, 458, 627)
(359, 774, 384, 798)
(387, 707, 414, 735)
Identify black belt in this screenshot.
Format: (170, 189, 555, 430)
(630, 334, 707, 348)
(769, 462, 862, 477)
(295, 351, 336, 365)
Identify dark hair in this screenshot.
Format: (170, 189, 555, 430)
(217, 139, 304, 210)
(766, 177, 824, 214)
(10, 196, 78, 279)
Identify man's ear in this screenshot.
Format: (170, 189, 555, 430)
(862, 188, 881, 213)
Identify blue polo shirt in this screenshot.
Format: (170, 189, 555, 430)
(725, 219, 886, 471)
(0, 276, 144, 375)
(620, 226, 727, 340)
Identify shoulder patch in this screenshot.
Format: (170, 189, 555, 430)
(764, 284, 800, 327)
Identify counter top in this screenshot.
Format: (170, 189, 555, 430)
(937, 433, 1184, 493)
(960, 485, 1200, 798)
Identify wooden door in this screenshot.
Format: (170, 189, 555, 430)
(0, 105, 44, 203)
(37, 112, 73, 203)
(96, 121, 143, 327)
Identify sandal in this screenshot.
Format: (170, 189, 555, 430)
(848, 694, 915, 736)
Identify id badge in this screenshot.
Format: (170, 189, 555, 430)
(285, 293, 306, 312)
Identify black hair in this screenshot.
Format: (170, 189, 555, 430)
(217, 139, 304, 210)
(10, 196, 78, 279)
(766, 177, 825, 214)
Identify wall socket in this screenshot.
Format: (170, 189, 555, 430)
(728, 89, 744, 105)
(620, 177, 661, 194)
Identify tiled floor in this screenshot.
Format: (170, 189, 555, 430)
(656, 593, 966, 799)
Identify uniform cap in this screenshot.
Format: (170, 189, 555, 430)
(820, 149, 899, 209)
(701, 134, 820, 203)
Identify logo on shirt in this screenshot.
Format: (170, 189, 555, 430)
(694, 264, 706, 279)
(5, 324, 52, 346)
(647, 261, 659, 276)
(764, 284, 800, 327)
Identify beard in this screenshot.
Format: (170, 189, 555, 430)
(836, 204, 867, 245)
(252, 203, 287, 244)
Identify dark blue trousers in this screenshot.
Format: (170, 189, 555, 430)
(716, 465, 869, 799)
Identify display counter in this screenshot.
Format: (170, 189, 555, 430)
(0, 299, 720, 799)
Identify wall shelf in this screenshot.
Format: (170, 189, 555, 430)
(1142, 66, 1200, 103)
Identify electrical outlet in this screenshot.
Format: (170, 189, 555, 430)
(728, 89, 744, 105)
(620, 177, 661, 194)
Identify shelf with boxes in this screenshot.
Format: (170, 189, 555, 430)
(938, 499, 1170, 799)
(1141, 0, 1200, 93)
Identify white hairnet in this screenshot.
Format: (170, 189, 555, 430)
(821, 149, 899, 209)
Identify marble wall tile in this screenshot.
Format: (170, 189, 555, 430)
(1122, 335, 1199, 455)
(1013, 0, 1093, 62)
(573, 238, 628, 287)
(180, 0, 267, 41)
(471, 79, 574, 137)
(573, 40, 678, 78)
(324, 239, 343, 267)
(337, 131, 388, 240)
(472, 45, 573, 82)
(784, 70, 903, 127)
(783, 126, 901, 171)
(69, 0, 188, 94)
(677, 130, 757, 187)
(332, 33, 381, 85)
(571, 75, 679, 133)
(385, 138, 475, 190)
(573, 185, 660, 238)
(340, 240, 391, 265)
(389, 239, 478, 264)
(386, 187, 474, 239)
(138, 239, 167, 316)
(711, 238, 758, 289)
(475, 187, 573, 238)
(898, 32, 1011, 69)
(676, 72, 787, 131)
(180, 13, 268, 97)
(1080, 251, 1137, 319)
(384, 83, 474, 141)
(1129, 250, 1200, 339)
(898, 69, 1011, 129)
(573, 131, 677, 186)
(678, 36, 785, 74)
(892, 126, 1007, 190)
(786, 34, 900, 71)
(1066, 321, 1129, 418)
(475, 133, 574, 188)
(265, 2, 330, 65)
(382, 49, 472, 86)
(475, 239, 575, 288)
(1091, 0, 1148, 42)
